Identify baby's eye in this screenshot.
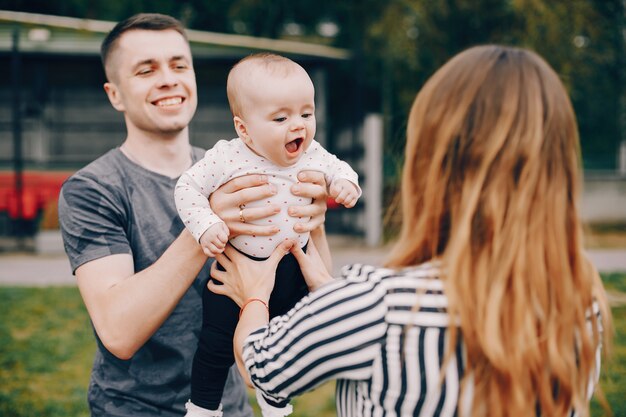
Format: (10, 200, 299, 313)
(302, 113, 313, 119)
(273, 117, 287, 122)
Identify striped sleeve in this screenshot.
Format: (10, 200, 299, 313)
(242, 271, 388, 404)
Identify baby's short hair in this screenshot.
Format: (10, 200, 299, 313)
(227, 53, 304, 117)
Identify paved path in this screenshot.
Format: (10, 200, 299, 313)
(1, 235, 625, 286)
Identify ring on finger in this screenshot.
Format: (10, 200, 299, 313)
(239, 205, 246, 223)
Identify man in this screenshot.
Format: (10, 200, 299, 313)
(58, 13, 328, 417)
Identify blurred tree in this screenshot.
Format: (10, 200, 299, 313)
(509, 0, 624, 170)
(0, 0, 622, 170)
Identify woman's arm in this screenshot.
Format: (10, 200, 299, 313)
(209, 242, 292, 385)
(290, 235, 334, 291)
(209, 241, 386, 401)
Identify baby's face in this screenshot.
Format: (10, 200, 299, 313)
(238, 68, 316, 167)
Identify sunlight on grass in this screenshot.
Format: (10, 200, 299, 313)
(0, 275, 624, 417)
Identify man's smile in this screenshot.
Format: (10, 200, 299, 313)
(153, 96, 184, 107)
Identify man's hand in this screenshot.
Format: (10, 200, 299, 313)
(290, 171, 328, 233)
(210, 174, 280, 238)
(211, 172, 329, 237)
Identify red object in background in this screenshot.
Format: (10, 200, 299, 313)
(1, 172, 342, 220)
(326, 197, 340, 209)
(7, 189, 38, 220)
(0, 171, 73, 220)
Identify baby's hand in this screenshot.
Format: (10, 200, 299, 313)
(199, 222, 230, 257)
(329, 179, 359, 208)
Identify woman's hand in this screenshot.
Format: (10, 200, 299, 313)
(213, 241, 294, 388)
(290, 171, 328, 233)
(290, 238, 334, 292)
(210, 174, 280, 238)
(208, 241, 295, 307)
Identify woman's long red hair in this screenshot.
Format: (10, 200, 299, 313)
(386, 45, 611, 417)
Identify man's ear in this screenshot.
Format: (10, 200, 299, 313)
(233, 116, 252, 145)
(103, 82, 125, 112)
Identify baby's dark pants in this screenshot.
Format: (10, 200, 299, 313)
(190, 245, 308, 410)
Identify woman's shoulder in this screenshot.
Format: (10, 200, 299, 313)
(340, 261, 449, 326)
(341, 261, 443, 285)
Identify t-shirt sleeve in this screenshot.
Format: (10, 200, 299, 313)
(58, 174, 131, 273)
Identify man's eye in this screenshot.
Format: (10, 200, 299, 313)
(137, 68, 153, 76)
(274, 117, 287, 122)
(174, 63, 188, 70)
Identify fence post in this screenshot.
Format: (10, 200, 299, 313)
(363, 113, 383, 247)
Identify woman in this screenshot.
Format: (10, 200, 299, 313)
(209, 45, 611, 417)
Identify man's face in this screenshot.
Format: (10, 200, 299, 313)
(237, 68, 316, 167)
(104, 29, 197, 137)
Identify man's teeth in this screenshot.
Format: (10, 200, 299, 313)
(156, 97, 183, 107)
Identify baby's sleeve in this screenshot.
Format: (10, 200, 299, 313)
(174, 146, 227, 241)
(311, 142, 362, 198)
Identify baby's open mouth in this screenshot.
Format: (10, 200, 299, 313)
(285, 138, 303, 154)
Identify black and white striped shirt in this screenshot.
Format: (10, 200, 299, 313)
(243, 261, 469, 416)
(242, 262, 601, 417)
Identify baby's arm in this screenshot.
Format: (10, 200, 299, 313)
(308, 141, 362, 209)
(174, 147, 229, 242)
(199, 222, 230, 257)
(329, 179, 359, 208)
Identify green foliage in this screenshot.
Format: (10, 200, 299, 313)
(1, 0, 622, 171)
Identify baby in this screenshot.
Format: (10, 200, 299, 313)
(175, 53, 360, 417)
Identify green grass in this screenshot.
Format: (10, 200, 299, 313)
(0, 287, 93, 417)
(0, 277, 624, 417)
(591, 304, 626, 417)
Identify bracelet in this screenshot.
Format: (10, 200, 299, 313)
(239, 298, 269, 319)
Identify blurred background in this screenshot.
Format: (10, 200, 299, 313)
(0, 0, 625, 248)
(0, 1, 624, 416)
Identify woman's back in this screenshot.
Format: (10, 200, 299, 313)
(386, 45, 610, 417)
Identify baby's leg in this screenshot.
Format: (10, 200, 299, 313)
(190, 265, 239, 412)
(267, 243, 309, 317)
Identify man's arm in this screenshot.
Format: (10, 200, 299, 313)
(74, 174, 274, 360)
(76, 230, 206, 359)
(75, 174, 326, 360)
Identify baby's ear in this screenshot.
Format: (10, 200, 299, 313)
(233, 117, 252, 146)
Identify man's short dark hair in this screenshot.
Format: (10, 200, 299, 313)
(101, 13, 188, 71)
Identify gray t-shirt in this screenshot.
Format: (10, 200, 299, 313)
(58, 147, 252, 417)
